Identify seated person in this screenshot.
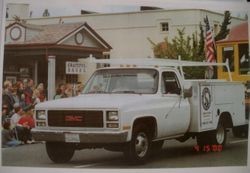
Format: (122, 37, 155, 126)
(17, 106, 35, 143)
(2, 121, 22, 148)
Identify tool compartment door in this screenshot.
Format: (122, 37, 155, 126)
(200, 84, 214, 130)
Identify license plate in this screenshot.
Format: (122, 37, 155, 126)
(65, 133, 80, 143)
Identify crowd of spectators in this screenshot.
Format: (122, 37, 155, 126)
(1, 78, 84, 148)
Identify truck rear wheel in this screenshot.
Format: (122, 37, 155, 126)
(197, 122, 227, 149)
(46, 142, 75, 163)
(124, 124, 151, 164)
(211, 123, 227, 146)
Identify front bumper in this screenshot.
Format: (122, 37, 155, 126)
(31, 128, 128, 143)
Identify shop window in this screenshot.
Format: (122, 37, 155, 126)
(238, 43, 250, 75)
(213, 24, 219, 35)
(161, 22, 169, 32)
(222, 46, 234, 72)
(66, 74, 78, 83)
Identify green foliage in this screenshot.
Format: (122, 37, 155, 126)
(214, 11, 231, 41)
(198, 22, 205, 58)
(148, 11, 232, 79)
(148, 28, 206, 78)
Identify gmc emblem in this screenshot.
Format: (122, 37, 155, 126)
(65, 115, 83, 122)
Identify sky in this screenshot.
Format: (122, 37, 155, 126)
(5, 0, 250, 18)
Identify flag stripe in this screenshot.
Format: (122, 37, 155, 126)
(205, 17, 215, 63)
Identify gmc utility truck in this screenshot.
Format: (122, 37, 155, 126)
(32, 58, 248, 164)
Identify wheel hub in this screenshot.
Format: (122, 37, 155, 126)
(216, 126, 225, 144)
(135, 132, 149, 158)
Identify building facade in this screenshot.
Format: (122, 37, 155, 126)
(4, 8, 247, 98)
(4, 22, 111, 99)
(217, 22, 249, 84)
(6, 9, 246, 59)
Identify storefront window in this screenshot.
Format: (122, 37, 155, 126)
(238, 43, 250, 75)
(222, 46, 234, 72)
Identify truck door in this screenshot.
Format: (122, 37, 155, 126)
(159, 71, 190, 137)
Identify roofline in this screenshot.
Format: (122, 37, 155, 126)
(5, 22, 112, 50)
(216, 40, 248, 45)
(7, 3, 29, 5)
(56, 23, 86, 44)
(56, 22, 112, 49)
(84, 23, 112, 49)
(6, 8, 246, 22)
(5, 43, 110, 52)
(5, 22, 27, 30)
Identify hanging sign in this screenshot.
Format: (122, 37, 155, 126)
(66, 61, 86, 74)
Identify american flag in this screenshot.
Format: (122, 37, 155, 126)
(204, 16, 216, 63)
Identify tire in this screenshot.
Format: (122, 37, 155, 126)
(232, 125, 248, 138)
(46, 142, 75, 163)
(197, 122, 227, 149)
(211, 123, 227, 146)
(124, 124, 151, 164)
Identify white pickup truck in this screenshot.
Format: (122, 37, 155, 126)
(32, 58, 248, 164)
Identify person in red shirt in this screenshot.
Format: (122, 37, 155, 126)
(17, 105, 35, 143)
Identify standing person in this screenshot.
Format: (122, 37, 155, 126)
(11, 84, 20, 106)
(24, 79, 34, 106)
(32, 89, 41, 105)
(65, 83, 73, 97)
(54, 84, 67, 99)
(2, 121, 22, 148)
(2, 80, 15, 115)
(36, 83, 46, 102)
(54, 88, 63, 100)
(76, 82, 84, 96)
(16, 81, 26, 108)
(2, 105, 10, 125)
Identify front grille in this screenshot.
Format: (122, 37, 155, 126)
(48, 110, 103, 127)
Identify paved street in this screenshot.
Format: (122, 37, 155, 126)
(1, 131, 248, 169)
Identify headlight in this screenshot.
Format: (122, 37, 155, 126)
(36, 110, 46, 120)
(107, 111, 119, 121)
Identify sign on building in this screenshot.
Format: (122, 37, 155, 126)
(66, 61, 86, 74)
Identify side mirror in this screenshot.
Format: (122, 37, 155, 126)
(183, 87, 192, 98)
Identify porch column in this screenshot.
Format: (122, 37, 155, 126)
(47, 55, 56, 100)
(34, 60, 38, 85)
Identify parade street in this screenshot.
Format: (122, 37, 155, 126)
(2, 131, 248, 169)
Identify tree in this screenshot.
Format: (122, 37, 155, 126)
(214, 11, 231, 41)
(148, 28, 206, 78)
(43, 9, 50, 17)
(198, 22, 205, 58)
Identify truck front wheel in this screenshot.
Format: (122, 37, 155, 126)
(46, 142, 75, 163)
(124, 125, 151, 164)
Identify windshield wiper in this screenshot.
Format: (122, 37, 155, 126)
(86, 91, 109, 94)
(112, 90, 137, 94)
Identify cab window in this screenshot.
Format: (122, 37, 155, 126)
(161, 71, 181, 95)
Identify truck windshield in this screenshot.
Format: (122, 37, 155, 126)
(83, 69, 159, 94)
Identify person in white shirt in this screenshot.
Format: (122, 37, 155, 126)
(10, 104, 23, 129)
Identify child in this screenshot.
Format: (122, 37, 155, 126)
(2, 121, 21, 148)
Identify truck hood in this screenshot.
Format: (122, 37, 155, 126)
(35, 94, 156, 110)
